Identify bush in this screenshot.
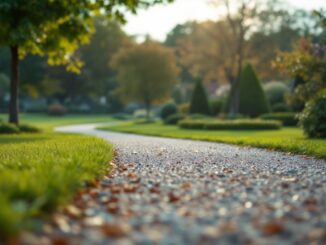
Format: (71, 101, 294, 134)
(187, 113, 212, 120)
(18, 124, 41, 133)
(190, 80, 211, 115)
(299, 90, 326, 138)
(0, 123, 19, 134)
(210, 97, 227, 116)
(179, 119, 281, 130)
(112, 113, 132, 121)
(264, 81, 289, 105)
(48, 103, 67, 116)
(218, 113, 247, 120)
(164, 113, 186, 125)
(260, 113, 298, 126)
(160, 102, 178, 120)
(238, 64, 270, 117)
(272, 103, 291, 112)
(179, 103, 190, 114)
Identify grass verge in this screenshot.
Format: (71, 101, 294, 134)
(0, 114, 113, 239)
(98, 121, 326, 159)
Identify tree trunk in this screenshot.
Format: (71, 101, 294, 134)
(9, 46, 20, 124)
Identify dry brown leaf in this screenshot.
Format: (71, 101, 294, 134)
(101, 223, 130, 238)
(262, 221, 284, 235)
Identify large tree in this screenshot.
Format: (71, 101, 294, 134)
(112, 41, 179, 120)
(0, 0, 173, 124)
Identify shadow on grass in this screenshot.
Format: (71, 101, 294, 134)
(0, 136, 50, 145)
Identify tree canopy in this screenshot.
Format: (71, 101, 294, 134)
(112, 41, 179, 119)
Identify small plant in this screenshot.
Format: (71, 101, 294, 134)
(299, 90, 326, 138)
(160, 102, 179, 120)
(164, 113, 185, 125)
(260, 113, 298, 126)
(0, 123, 19, 134)
(48, 103, 67, 116)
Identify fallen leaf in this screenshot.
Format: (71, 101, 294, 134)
(262, 221, 284, 235)
(101, 223, 130, 238)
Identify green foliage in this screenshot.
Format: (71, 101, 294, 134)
(264, 81, 289, 105)
(48, 103, 67, 116)
(272, 103, 291, 112)
(161, 102, 179, 120)
(260, 113, 298, 126)
(190, 80, 211, 115)
(164, 113, 185, 125)
(112, 41, 179, 117)
(0, 133, 113, 239)
(238, 64, 270, 117)
(0, 123, 19, 134)
(274, 36, 326, 110)
(179, 103, 190, 114)
(210, 97, 227, 116)
(299, 90, 326, 138)
(0, 0, 173, 72)
(179, 119, 281, 130)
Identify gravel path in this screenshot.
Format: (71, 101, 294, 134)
(23, 124, 326, 245)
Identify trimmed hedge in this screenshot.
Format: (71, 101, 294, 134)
(260, 113, 298, 126)
(238, 64, 270, 117)
(179, 119, 281, 130)
(190, 80, 211, 115)
(164, 113, 186, 125)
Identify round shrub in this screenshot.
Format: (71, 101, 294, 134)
(272, 103, 291, 112)
(238, 64, 270, 117)
(264, 81, 289, 105)
(164, 113, 185, 125)
(48, 103, 67, 116)
(0, 123, 19, 134)
(160, 102, 178, 120)
(298, 90, 326, 138)
(18, 124, 41, 133)
(260, 112, 298, 126)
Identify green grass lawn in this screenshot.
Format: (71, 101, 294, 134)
(0, 113, 114, 131)
(99, 122, 326, 159)
(0, 114, 114, 239)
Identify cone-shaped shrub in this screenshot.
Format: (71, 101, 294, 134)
(238, 64, 270, 117)
(190, 80, 211, 115)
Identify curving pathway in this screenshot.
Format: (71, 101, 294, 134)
(23, 124, 326, 245)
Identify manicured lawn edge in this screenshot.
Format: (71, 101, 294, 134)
(98, 122, 326, 159)
(0, 116, 114, 239)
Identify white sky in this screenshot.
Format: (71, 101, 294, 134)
(124, 0, 326, 41)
